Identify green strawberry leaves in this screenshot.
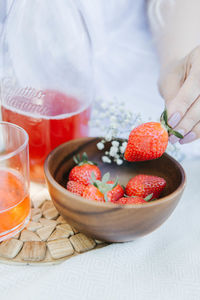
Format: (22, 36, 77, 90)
(91, 171, 97, 184)
(169, 130, 184, 139)
(123, 193, 154, 202)
(90, 172, 119, 202)
(162, 109, 168, 125)
(160, 109, 184, 139)
(144, 193, 153, 202)
(102, 173, 110, 184)
(73, 152, 97, 166)
(73, 154, 80, 165)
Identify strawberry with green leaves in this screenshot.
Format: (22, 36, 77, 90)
(125, 174, 166, 199)
(82, 184, 105, 202)
(124, 110, 183, 162)
(115, 194, 153, 205)
(82, 172, 124, 202)
(69, 152, 101, 186)
(66, 181, 86, 196)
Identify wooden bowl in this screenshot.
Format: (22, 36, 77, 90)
(44, 137, 186, 243)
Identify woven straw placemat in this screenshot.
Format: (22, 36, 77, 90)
(0, 183, 108, 265)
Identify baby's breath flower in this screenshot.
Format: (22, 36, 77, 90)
(105, 133, 112, 142)
(111, 129, 118, 136)
(110, 123, 118, 129)
(113, 154, 120, 160)
(119, 146, 126, 154)
(116, 158, 123, 165)
(102, 156, 112, 164)
(111, 140, 120, 147)
(110, 116, 117, 122)
(122, 141, 127, 148)
(109, 146, 118, 157)
(97, 142, 105, 150)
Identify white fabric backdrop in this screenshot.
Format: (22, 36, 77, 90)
(0, 1, 200, 299)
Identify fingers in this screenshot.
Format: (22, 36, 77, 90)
(167, 74, 200, 128)
(169, 96, 200, 144)
(174, 95, 200, 131)
(180, 122, 200, 144)
(159, 62, 183, 103)
(161, 46, 200, 144)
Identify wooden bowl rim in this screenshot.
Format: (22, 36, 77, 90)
(44, 137, 186, 209)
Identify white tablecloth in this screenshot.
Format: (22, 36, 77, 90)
(0, 159, 200, 300)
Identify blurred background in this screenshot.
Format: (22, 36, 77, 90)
(0, 0, 199, 159)
(0, 0, 161, 119)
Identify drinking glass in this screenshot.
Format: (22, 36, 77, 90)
(0, 121, 30, 241)
(0, 0, 93, 182)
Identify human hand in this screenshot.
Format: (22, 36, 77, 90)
(159, 46, 200, 144)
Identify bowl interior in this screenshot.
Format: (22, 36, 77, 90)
(47, 137, 183, 199)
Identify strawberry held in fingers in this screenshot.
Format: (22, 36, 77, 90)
(66, 181, 86, 196)
(69, 152, 101, 186)
(124, 110, 183, 162)
(124, 122, 168, 161)
(126, 174, 166, 199)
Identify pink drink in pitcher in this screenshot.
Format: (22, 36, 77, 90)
(2, 89, 91, 182)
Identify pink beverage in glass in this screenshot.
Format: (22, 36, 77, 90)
(0, 169, 30, 240)
(2, 89, 91, 182)
(0, 121, 30, 241)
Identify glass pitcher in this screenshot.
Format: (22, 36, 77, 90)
(0, 0, 93, 182)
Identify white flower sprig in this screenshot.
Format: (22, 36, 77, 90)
(89, 98, 142, 163)
(90, 99, 185, 163)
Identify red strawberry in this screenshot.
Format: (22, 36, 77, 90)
(107, 181, 124, 202)
(67, 181, 86, 196)
(124, 122, 168, 161)
(115, 195, 152, 205)
(125, 174, 166, 199)
(69, 152, 101, 186)
(83, 173, 124, 202)
(124, 111, 183, 162)
(82, 184, 105, 202)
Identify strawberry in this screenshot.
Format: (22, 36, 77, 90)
(115, 194, 153, 205)
(125, 174, 166, 199)
(83, 173, 124, 202)
(124, 110, 183, 161)
(69, 152, 101, 186)
(107, 181, 125, 202)
(82, 184, 105, 202)
(66, 180, 86, 196)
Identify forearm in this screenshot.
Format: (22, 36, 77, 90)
(147, 0, 200, 69)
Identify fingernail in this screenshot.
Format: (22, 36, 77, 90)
(179, 131, 196, 144)
(168, 112, 181, 128)
(169, 129, 185, 144)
